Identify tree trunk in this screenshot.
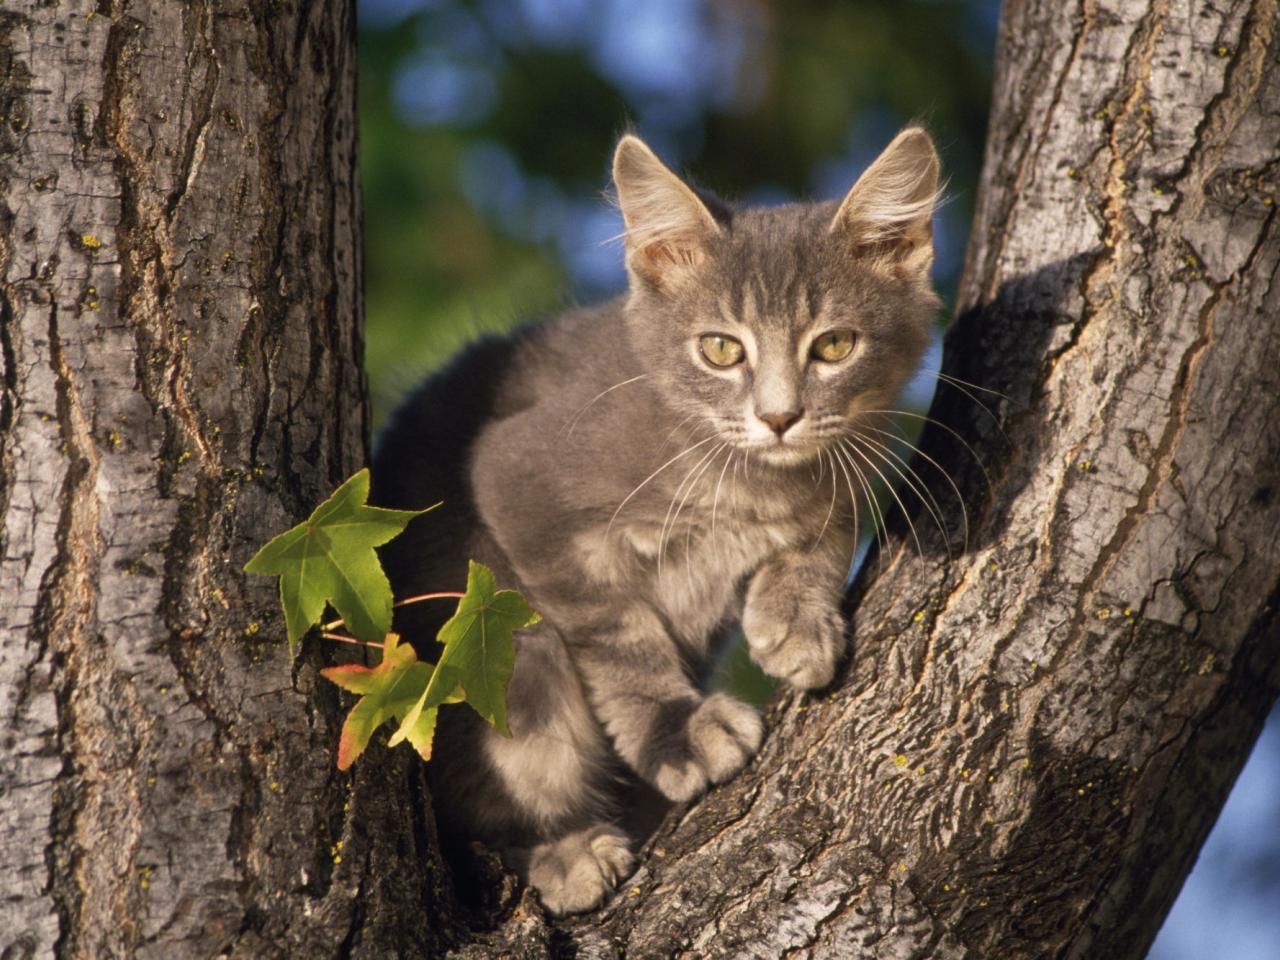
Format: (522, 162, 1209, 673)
(4, 1, 1279, 959)
(0, 2, 454, 957)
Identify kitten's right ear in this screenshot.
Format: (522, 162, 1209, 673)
(613, 135, 721, 290)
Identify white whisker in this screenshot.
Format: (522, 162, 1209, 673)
(934, 370, 1008, 400)
(608, 433, 718, 536)
(809, 449, 839, 553)
(842, 435, 925, 560)
(655, 413, 701, 458)
(731, 444, 743, 514)
(860, 424, 970, 553)
(559, 374, 649, 440)
(861, 408, 993, 495)
(850, 428, 952, 558)
(831, 443, 881, 574)
(659, 440, 724, 580)
(928, 371, 1007, 436)
(836, 441, 890, 568)
(689, 444, 735, 591)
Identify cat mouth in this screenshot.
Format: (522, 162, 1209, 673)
(740, 437, 825, 466)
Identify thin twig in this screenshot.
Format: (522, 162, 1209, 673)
(321, 591, 464, 631)
(322, 631, 384, 649)
(396, 591, 465, 607)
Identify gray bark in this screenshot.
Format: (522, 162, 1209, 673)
(3, 0, 1278, 958)
(0, 2, 452, 957)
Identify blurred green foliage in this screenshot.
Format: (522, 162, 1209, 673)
(359, 0, 998, 423)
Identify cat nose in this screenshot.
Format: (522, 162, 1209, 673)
(758, 409, 803, 436)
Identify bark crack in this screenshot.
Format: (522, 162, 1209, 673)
(163, 2, 220, 221)
(981, 0, 1095, 305)
(38, 298, 107, 959)
(1062, 142, 1278, 683)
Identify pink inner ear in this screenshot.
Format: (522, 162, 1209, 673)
(850, 218, 934, 279)
(636, 239, 704, 287)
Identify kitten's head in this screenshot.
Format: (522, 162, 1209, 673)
(613, 128, 941, 467)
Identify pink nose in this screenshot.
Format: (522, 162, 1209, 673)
(758, 409, 803, 436)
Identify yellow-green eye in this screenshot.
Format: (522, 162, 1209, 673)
(699, 334, 745, 368)
(811, 330, 855, 363)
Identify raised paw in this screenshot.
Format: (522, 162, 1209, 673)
(646, 693, 764, 803)
(526, 824, 635, 916)
(742, 582, 846, 690)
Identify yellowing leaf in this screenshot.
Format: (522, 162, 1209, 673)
(321, 633, 436, 768)
(390, 561, 539, 747)
(396, 697, 441, 762)
(244, 469, 430, 653)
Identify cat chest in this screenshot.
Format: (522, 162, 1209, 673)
(582, 507, 797, 571)
(575, 511, 805, 625)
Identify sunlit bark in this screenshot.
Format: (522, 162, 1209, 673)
(3, 0, 1277, 958)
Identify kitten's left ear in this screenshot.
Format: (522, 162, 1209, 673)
(613, 135, 721, 290)
(830, 127, 941, 281)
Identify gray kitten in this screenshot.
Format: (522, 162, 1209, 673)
(373, 127, 941, 915)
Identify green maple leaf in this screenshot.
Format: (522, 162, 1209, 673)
(243, 469, 430, 653)
(390, 561, 539, 746)
(320, 633, 456, 768)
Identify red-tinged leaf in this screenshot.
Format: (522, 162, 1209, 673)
(336, 696, 389, 770)
(321, 633, 433, 769)
(321, 636, 416, 695)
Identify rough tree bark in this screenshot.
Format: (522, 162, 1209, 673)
(4, 1, 1279, 960)
(0, 2, 451, 957)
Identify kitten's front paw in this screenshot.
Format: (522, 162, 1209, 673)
(743, 583, 846, 690)
(527, 824, 635, 916)
(647, 693, 764, 803)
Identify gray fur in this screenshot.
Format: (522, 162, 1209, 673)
(373, 128, 941, 915)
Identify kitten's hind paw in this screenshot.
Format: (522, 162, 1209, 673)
(526, 825, 635, 916)
(651, 693, 764, 803)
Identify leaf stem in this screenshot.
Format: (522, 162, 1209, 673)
(395, 591, 465, 607)
(322, 631, 385, 649)
(321, 592, 464, 631)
